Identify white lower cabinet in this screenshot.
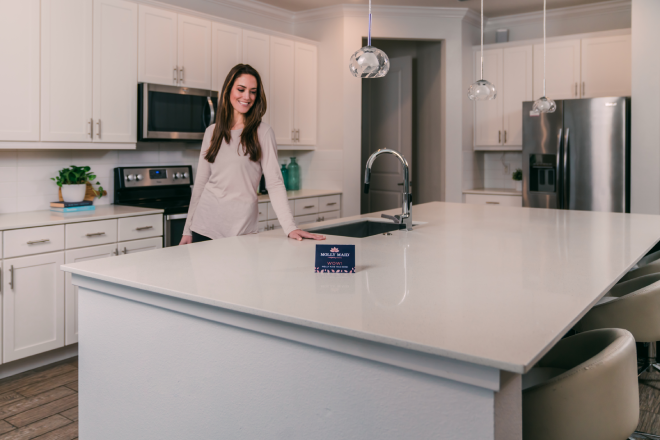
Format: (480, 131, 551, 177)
(119, 237, 163, 254)
(64, 243, 117, 345)
(3, 252, 65, 363)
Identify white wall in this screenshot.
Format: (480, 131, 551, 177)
(631, 0, 660, 214)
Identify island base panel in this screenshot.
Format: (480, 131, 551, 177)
(79, 287, 498, 440)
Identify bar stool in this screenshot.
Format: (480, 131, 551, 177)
(576, 274, 660, 374)
(523, 329, 639, 440)
(619, 257, 660, 283)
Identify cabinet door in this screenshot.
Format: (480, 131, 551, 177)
(242, 30, 270, 124)
(41, 0, 93, 142)
(294, 42, 318, 146)
(119, 237, 163, 254)
(502, 46, 532, 146)
(581, 35, 631, 98)
(0, 0, 40, 141)
(533, 40, 580, 100)
(138, 5, 178, 86)
(177, 14, 212, 89)
(93, 0, 138, 143)
(65, 244, 117, 345)
(211, 22, 242, 92)
(3, 252, 65, 362)
(270, 37, 295, 145)
(474, 49, 503, 147)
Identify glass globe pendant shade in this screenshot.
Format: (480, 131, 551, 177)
(349, 46, 390, 78)
(532, 96, 556, 113)
(467, 79, 497, 101)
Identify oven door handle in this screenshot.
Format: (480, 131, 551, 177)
(166, 213, 188, 221)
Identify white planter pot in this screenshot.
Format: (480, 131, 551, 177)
(515, 180, 522, 192)
(61, 184, 87, 203)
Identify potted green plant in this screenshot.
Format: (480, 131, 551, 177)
(512, 168, 523, 192)
(52, 165, 104, 203)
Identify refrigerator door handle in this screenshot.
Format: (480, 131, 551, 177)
(563, 128, 570, 210)
(556, 128, 563, 209)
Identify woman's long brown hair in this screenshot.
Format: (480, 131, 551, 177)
(205, 64, 267, 163)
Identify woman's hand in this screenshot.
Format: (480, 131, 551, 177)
(179, 235, 193, 245)
(288, 229, 326, 241)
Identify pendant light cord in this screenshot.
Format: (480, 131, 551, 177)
(368, 0, 372, 46)
(480, 0, 484, 80)
(543, 0, 546, 97)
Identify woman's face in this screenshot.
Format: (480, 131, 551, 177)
(229, 74, 258, 115)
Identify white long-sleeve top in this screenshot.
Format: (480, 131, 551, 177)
(183, 123, 297, 239)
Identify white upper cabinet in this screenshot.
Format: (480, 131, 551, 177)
(41, 0, 93, 142)
(581, 35, 631, 98)
(533, 39, 581, 100)
(294, 42, 318, 146)
(502, 46, 532, 146)
(93, 0, 138, 143)
(270, 37, 295, 145)
(211, 22, 242, 92)
(243, 30, 270, 124)
(177, 14, 212, 89)
(138, 5, 177, 86)
(474, 49, 503, 148)
(0, 0, 40, 141)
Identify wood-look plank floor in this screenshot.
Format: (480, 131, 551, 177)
(0, 358, 78, 440)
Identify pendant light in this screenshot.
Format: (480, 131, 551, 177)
(468, 0, 496, 101)
(349, 0, 389, 78)
(532, 0, 556, 113)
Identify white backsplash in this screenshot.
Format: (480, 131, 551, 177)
(483, 152, 522, 190)
(0, 144, 343, 214)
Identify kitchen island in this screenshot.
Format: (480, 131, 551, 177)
(62, 202, 660, 439)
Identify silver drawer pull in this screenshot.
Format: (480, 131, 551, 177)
(304, 205, 315, 209)
(122, 247, 128, 254)
(86, 232, 106, 237)
(326, 202, 337, 206)
(486, 202, 500, 205)
(27, 239, 50, 245)
(9, 265, 14, 290)
(136, 226, 153, 231)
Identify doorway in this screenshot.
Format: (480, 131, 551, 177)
(361, 39, 442, 214)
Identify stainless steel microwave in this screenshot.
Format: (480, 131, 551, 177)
(138, 83, 218, 141)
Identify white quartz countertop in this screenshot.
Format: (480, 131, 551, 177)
(0, 205, 163, 231)
(257, 189, 341, 203)
(463, 188, 522, 196)
(61, 202, 660, 373)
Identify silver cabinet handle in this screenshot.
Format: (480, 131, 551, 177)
(174, 67, 178, 83)
(321, 216, 325, 221)
(504, 131, 507, 143)
(136, 226, 153, 231)
(86, 232, 106, 237)
(304, 205, 314, 209)
(9, 265, 13, 290)
(113, 248, 119, 256)
(122, 247, 128, 254)
(486, 202, 500, 205)
(296, 129, 300, 141)
(180, 67, 184, 83)
(582, 82, 585, 96)
(326, 202, 337, 206)
(96, 119, 101, 139)
(27, 239, 50, 245)
(498, 130, 501, 143)
(574, 83, 578, 97)
(88, 118, 93, 139)
(291, 129, 295, 141)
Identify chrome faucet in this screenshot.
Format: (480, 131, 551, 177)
(364, 149, 413, 231)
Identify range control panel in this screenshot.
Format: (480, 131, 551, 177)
(118, 166, 192, 188)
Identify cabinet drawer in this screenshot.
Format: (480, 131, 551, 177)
(294, 198, 319, 216)
(118, 215, 163, 242)
(65, 219, 118, 249)
(295, 213, 319, 225)
(119, 237, 163, 255)
(465, 194, 522, 207)
(258, 203, 268, 222)
(4, 225, 65, 258)
(267, 200, 295, 220)
(319, 195, 340, 212)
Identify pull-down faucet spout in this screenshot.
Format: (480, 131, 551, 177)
(364, 149, 413, 231)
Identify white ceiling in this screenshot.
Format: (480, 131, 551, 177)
(254, 0, 614, 18)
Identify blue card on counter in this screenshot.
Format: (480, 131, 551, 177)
(315, 245, 356, 273)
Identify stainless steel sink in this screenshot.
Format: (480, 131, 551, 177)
(305, 219, 412, 238)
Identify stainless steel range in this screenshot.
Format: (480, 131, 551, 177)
(113, 166, 193, 247)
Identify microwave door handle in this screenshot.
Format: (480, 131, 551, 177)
(563, 128, 570, 210)
(556, 128, 563, 209)
(207, 97, 215, 125)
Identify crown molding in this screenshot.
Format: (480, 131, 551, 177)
(485, 0, 630, 29)
(295, 4, 477, 24)
(201, 0, 295, 23)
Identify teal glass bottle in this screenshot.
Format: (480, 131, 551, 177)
(280, 163, 289, 191)
(287, 157, 300, 191)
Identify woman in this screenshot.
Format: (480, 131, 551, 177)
(180, 64, 325, 244)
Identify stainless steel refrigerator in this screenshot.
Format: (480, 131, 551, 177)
(522, 97, 631, 212)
